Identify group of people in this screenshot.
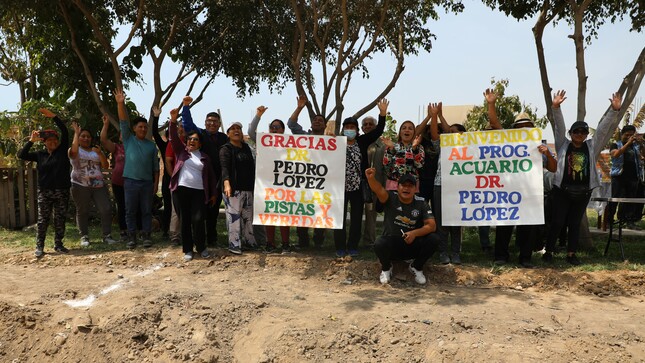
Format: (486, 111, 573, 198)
(20, 86, 639, 284)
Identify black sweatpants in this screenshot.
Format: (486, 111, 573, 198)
(374, 233, 440, 271)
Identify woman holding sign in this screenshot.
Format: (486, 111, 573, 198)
(248, 106, 292, 253)
(543, 90, 622, 265)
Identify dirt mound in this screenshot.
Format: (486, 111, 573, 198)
(1, 246, 644, 362)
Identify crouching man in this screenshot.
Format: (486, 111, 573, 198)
(365, 169, 440, 285)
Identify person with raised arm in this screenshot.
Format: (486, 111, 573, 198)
(543, 90, 622, 265)
(484, 88, 556, 268)
(366, 167, 440, 285)
(181, 96, 227, 247)
(168, 108, 218, 261)
(334, 99, 388, 257)
(68, 120, 116, 247)
(101, 114, 130, 241)
(17, 108, 72, 257)
(115, 89, 160, 249)
(286, 95, 328, 249)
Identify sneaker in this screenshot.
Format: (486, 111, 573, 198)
(439, 253, 450, 265)
(335, 250, 347, 258)
(141, 233, 153, 248)
(183, 252, 193, 261)
(451, 254, 462, 265)
(542, 252, 553, 263)
(408, 264, 427, 285)
(34, 246, 44, 258)
(281, 244, 292, 253)
(171, 237, 181, 246)
(379, 268, 392, 284)
(228, 246, 242, 255)
(80, 235, 90, 247)
(565, 254, 581, 266)
(200, 249, 210, 258)
(348, 250, 359, 257)
(103, 235, 118, 245)
(126, 232, 137, 249)
(54, 245, 69, 253)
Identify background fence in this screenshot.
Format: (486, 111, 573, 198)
(0, 166, 37, 229)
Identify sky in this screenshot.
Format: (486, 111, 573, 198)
(1, 1, 643, 142)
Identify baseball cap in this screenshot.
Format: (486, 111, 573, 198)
(398, 173, 417, 185)
(569, 121, 589, 133)
(226, 122, 243, 133)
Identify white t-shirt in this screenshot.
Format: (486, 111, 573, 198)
(178, 150, 204, 190)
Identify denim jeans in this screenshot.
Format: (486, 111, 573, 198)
(124, 177, 153, 234)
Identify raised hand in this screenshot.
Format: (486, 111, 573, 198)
(552, 90, 567, 108)
(412, 134, 422, 148)
(365, 167, 376, 179)
(71, 121, 81, 134)
(102, 114, 110, 126)
(610, 92, 622, 111)
(38, 108, 55, 118)
(296, 95, 307, 109)
(183, 96, 193, 106)
(377, 98, 389, 115)
(437, 102, 443, 116)
(152, 106, 161, 117)
(114, 89, 125, 103)
(381, 136, 394, 149)
(256, 105, 268, 117)
(537, 144, 550, 156)
(428, 103, 440, 117)
(484, 88, 497, 104)
(169, 108, 179, 122)
(30, 130, 40, 142)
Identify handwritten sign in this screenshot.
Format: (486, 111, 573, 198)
(440, 129, 544, 226)
(253, 133, 346, 229)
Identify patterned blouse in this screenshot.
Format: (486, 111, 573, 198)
(345, 143, 362, 192)
(383, 142, 425, 183)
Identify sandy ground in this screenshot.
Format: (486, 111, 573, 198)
(1, 244, 644, 363)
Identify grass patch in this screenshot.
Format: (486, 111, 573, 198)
(2, 210, 644, 271)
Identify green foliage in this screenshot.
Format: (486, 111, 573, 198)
(464, 78, 548, 131)
(383, 112, 398, 141)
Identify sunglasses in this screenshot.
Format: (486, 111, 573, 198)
(571, 129, 589, 135)
(269, 124, 283, 130)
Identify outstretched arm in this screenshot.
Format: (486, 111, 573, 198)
(551, 90, 568, 150)
(100, 114, 116, 154)
(181, 95, 199, 133)
(248, 105, 267, 142)
(68, 121, 81, 159)
(484, 89, 502, 130)
(115, 89, 132, 140)
(287, 95, 308, 134)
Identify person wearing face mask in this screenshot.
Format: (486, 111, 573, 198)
(543, 90, 622, 265)
(68, 121, 116, 247)
(18, 108, 72, 257)
(382, 120, 425, 191)
(334, 99, 389, 257)
(168, 109, 218, 261)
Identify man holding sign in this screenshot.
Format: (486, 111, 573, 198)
(366, 169, 440, 285)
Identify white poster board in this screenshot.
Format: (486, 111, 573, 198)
(253, 133, 346, 229)
(440, 129, 544, 226)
